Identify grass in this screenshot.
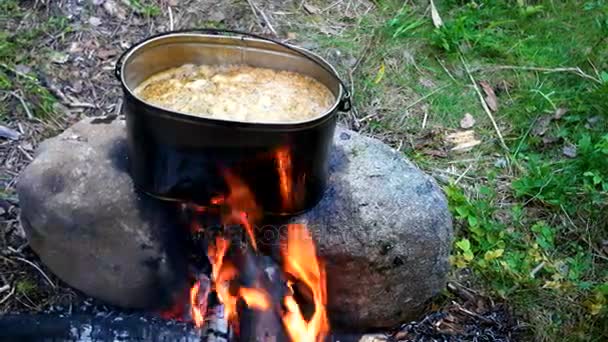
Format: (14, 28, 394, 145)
(0, 0, 73, 121)
(302, 0, 608, 340)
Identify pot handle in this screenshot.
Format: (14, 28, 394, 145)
(114, 28, 352, 112)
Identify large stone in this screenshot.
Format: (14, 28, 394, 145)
(292, 127, 452, 329)
(17, 117, 189, 309)
(17, 117, 452, 329)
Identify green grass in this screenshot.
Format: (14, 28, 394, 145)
(0, 1, 75, 120)
(303, 0, 608, 340)
(126, 0, 161, 17)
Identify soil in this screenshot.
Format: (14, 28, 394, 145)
(0, 1, 521, 340)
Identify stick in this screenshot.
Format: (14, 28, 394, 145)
(421, 106, 428, 129)
(246, 0, 278, 37)
(13, 257, 56, 288)
(529, 261, 545, 278)
(18, 145, 34, 161)
(404, 85, 446, 111)
(435, 56, 457, 82)
(10, 92, 34, 119)
(460, 54, 509, 152)
(168, 6, 174, 31)
(474, 65, 601, 84)
(0, 287, 14, 306)
(454, 164, 473, 184)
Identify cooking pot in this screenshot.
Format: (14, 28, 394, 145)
(115, 29, 350, 216)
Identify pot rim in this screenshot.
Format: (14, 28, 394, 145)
(118, 31, 347, 127)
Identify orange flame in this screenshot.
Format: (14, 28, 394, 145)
(219, 171, 260, 251)
(190, 282, 205, 327)
(188, 170, 329, 342)
(276, 147, 293, 211)
(240, 287, 272, 311)
(281, 224, 329, 342)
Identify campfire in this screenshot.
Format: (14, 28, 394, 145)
(7, 28, 456, 342)
(164, 167, 329, 342)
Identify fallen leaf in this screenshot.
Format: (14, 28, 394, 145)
(0, 124, 20, 140)
(89, 16, 102, 26)
(445, 130, 481, 151)
(563, 143, 577, 158)
(429, 0, 443, 28)
(374, 63, 385, 84)
(97, 48, 117, 60)
(303, 3, 320, 14)
(422, 149, 448, 158)
(479, 81, 498, 112)
(460, 113, 476, 129)
(286, 32, 298, 40)
(532, 115, 553, 136)
(553, 107, 568, 120)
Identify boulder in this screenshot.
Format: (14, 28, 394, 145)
(17, 117, 189, 309)
(18, 117, 452, 329)
(292, 127, 453, 329)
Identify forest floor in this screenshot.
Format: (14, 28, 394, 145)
(1, 1, 607, 341)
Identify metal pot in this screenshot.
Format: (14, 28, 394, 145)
(115, 29, 350, 216)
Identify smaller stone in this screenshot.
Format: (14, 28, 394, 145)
(563, 144, 577, 158)
(459, 113, 476, 129)
(50, 51, 69, 64)
(494, 158, 507, 168)
(14, 64, 32, 75)
(89, 16, 102, 26)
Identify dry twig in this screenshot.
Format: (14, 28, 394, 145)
(246, 0, 278, 36)
(460, 54, 509, 152)
(13, 257, 56, 288)
(405, 85, 447, 112)
(0, 287, 15, 306)
(167, 6, 174, 31)
(473, 65, 601, 84)
(10, 91, 34, 119)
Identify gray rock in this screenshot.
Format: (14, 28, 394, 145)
(18, 117, 188, 309)
(291, 127, 452, 329)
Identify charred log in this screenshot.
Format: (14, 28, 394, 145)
(0, 313, 202, 342)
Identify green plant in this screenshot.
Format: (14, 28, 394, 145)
(127, 0, 161, 16)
